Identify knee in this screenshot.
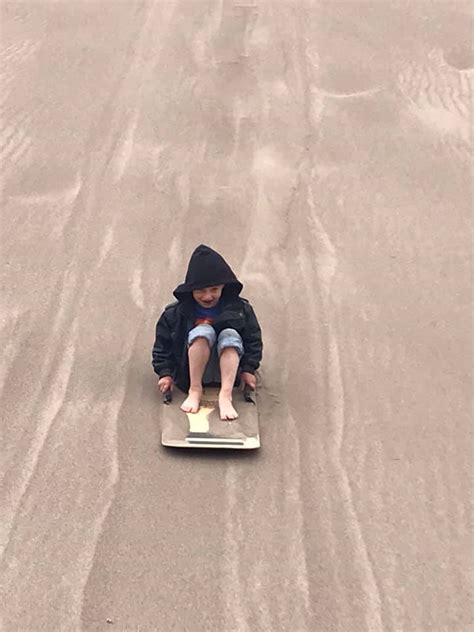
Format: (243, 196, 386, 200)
(188, 324, 216, 349)
(217, 328, 244, 357)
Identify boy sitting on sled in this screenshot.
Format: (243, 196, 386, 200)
(152, 244, 263, 420)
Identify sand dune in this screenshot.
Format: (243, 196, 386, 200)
(1, 1, 472, 630)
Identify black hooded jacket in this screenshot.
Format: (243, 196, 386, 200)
(152, 245, 263, 392)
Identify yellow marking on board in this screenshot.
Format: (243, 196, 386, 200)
(186, 405, 216, 434)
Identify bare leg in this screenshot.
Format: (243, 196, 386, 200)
(180, 337, 210, 413)
(218, 347, 240, 420)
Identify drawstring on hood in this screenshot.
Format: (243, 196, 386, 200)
(173, 245, 243, 306)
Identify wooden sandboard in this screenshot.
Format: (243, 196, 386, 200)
(161, 385, 260, 449)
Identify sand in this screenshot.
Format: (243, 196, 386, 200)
(0, 1, 472, 630)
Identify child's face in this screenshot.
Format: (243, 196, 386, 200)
(192, 284, 224, 308)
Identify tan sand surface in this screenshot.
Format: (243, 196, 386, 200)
(0, 1, 472, 630)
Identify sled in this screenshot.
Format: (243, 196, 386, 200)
(161, 384, 260, 449)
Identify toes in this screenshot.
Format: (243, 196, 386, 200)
(181, 400, 200, 413)
(220, 409, 239, 420)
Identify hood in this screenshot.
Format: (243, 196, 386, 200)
(173, 244, 243, 305)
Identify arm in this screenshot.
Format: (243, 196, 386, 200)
(152, 310, 176, 378)
(240, 304, 263, 375)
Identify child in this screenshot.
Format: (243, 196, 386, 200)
(152, 244, 263, 420)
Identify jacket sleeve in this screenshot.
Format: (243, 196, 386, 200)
(240, 304, 263, 374)
(152, 310, 176, 378)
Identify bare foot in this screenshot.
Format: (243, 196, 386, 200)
(218, 394, 239, 421)
(181, 387, 202, 413)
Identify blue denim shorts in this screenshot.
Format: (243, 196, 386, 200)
(187, 324, 244, 384)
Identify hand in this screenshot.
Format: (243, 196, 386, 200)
(240, 372, 256, 390)
(158, 376, 174, 393)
